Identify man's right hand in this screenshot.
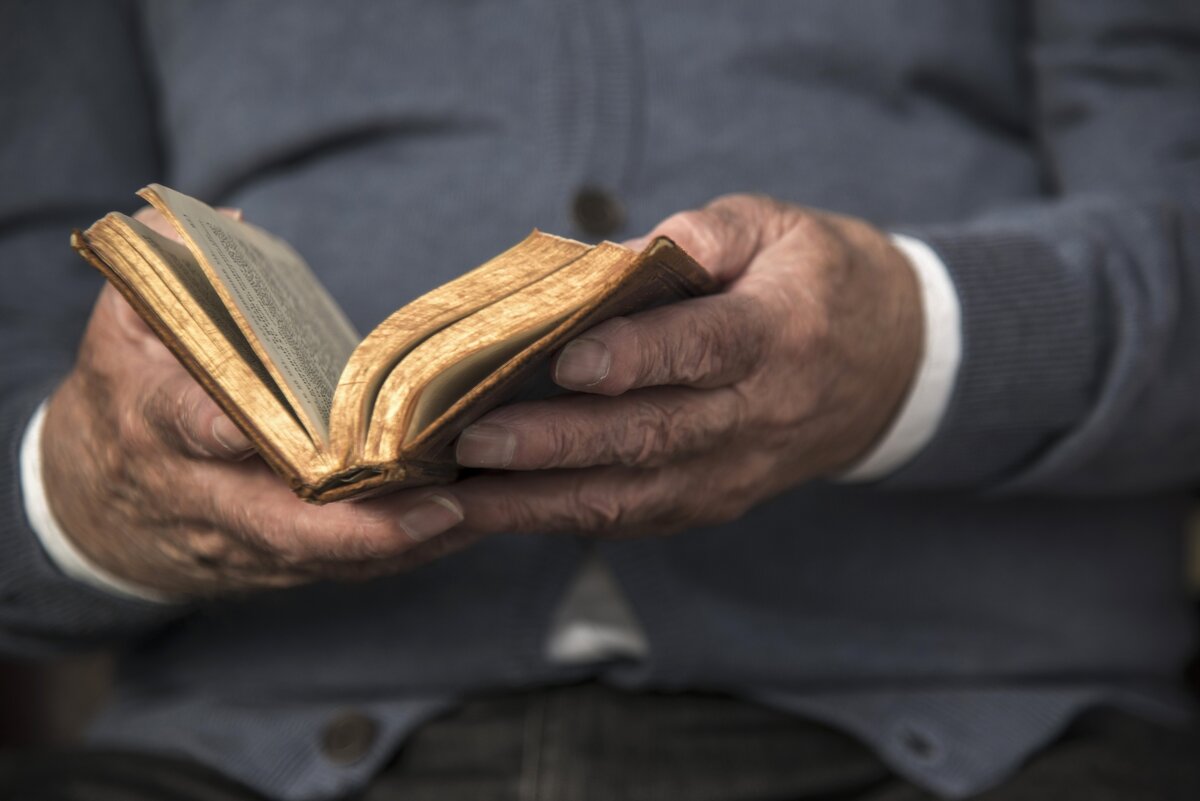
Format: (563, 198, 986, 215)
(40, 210, 471, 599)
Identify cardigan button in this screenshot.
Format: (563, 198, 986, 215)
(320, 710, 378, 765)
(894, 721, 943, 764)
(571, 187, 624, 239)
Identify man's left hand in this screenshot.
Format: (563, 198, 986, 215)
(449, 194, 923, 536)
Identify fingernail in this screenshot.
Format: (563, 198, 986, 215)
(399, 494, 464, 543)
(456, 423, 516, 468)
(555, 339, 611, 387)
(211, 415, 252, 458)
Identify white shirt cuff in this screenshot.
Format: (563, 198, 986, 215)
(838, 234, 963, 482)
(20, 401, 175, 603)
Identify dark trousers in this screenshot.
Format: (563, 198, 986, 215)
(2, 684, 1198, 801)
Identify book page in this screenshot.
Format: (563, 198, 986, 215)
(141, 184, 360, 444)
(328, 231, 589, 464)
(82, 214, 324, 481)
(366, 244, 635, 460)
(114, 214, 290, 411)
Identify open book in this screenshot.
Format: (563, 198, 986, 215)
(72, 185, 716, 502)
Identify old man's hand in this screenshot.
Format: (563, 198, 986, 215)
(449, 194, 924, 536)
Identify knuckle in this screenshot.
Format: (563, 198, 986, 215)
(172, 399, 202, 450)
(726, 384, 761, 434)
(571, 484, 630, 532)
(119, 397, 158, 450)
(99, 436, 143, 504)
(500, 499, 541, 533)
(176, 384, 207, 431)
(619, 318, 656, 389)
(145, 378, 217, 457)
(678, 307, 729, 384)
(542, 419, 578, 467)
(616, 398, 687, 467)
(478, 489, 544, 534)
(175, 385, 219, 453)
(660, 209, 723, 265)
(599, 318, 647, 393)
(626, 336, 666, 392)
(178, 526, 240, 566)
(572, 470, 675, 535)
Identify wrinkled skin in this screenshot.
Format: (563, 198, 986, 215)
(42, 208, 476, 598)
(450, 194, 923, 535)
(42, 194, 921, 599)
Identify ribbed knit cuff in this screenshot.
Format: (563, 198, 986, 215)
(879, 224, 1102, 489)
(0, 378, 187, 655)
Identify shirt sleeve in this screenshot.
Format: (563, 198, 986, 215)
(875, 1, 1200, 495)
(838, 235, 963, 482)
(20, 402, 176, 604)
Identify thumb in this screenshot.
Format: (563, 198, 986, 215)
(146, 374, 254, 461)
(634, 194, 780, 283)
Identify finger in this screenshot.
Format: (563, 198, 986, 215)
(144, 373, 255, 460)
(638, 194, 778, 283)
(96, 283, 160, 344)
(458, 466, 675, 536)
(456, 386, 744, 470)
(448, 457, 751, 537)
(553, 292, 769, 394)
(196, 459, 465, 564)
